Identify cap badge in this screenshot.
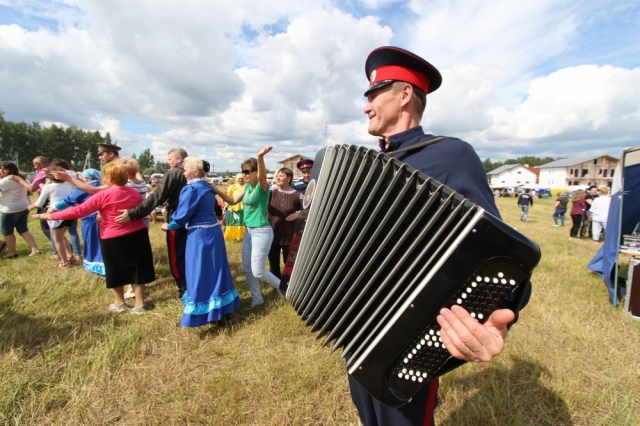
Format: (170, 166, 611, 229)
(369, 69, 376, 83)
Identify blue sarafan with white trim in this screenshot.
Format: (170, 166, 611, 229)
(286, 145, 541, 408)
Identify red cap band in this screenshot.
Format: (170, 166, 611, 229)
(369, 65, 430, 94)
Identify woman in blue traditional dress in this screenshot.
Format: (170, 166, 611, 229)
(161, 157, 240, 327)
(52, 168, 105, 276)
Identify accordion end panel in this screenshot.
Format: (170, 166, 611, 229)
(346, 213, 538, 407)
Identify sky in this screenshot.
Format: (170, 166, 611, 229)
(1, 0, 639, 173)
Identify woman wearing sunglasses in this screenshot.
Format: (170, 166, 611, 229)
(213, 146, 283, 309)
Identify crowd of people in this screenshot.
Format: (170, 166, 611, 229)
(511, 185, 612, 244)
(563, 185, 611, 242)
(0, 144, 313, 323)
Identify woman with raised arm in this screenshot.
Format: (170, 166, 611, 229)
(212, 146, 283, 309)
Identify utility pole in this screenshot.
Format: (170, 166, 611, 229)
(318, 122, 333, 148)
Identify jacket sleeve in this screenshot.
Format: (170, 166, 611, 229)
(128, 169, 180, 220)
(51, 192, 102, 220)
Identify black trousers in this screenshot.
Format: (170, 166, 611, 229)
(166, 227, 187, 291)
(38, 207, 52, 241)
(268, 244, 289, 280)
(570, 214, 582, 237)
(349, 375, 439, 426)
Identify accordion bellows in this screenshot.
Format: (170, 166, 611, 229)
(287, 145, 541, 407)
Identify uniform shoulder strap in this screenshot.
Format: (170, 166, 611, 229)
(385, 136, 453, 156)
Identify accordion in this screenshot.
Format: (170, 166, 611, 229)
(286, 145, 541, 407)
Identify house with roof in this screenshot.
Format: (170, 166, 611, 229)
(538, 155, 618, 190)
(487, 164, 538, 189)
(278, 154, 314, 181)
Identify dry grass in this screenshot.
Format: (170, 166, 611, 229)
(1, 197, 639, 425)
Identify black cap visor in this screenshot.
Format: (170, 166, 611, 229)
(363, 80, 394, 96)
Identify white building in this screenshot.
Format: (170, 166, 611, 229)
(487, 164, 538, 189)
(538, 155, 618, 190)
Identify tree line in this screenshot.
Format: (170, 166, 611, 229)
(0, 110, 168, 174)
(482, 156, 559, 173)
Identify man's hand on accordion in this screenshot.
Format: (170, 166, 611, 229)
(436, 305, 515, 363)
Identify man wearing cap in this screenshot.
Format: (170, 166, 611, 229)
(115, 148, 189, 295)
(348, 46, 532, 426)
(97, 143, 121, 166)
(292, 159, 314, 196)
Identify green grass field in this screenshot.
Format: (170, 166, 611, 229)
(1, 197, 639, 425)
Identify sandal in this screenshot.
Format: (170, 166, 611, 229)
(28, 250, 42, 257)
(69, 256, 78, 264)
(55, 262, 70, 269)
(3, 253, 18, 259)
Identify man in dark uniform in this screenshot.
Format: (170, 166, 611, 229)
(349, 46, 531, 426)
(292, 159, 313, 196)
(581, 185, 598, 238)
(115, 148, 189, 295)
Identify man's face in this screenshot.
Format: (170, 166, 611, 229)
(364, 84, 403, 138)
(168, 153, 182, 168)
(300, 167, 312, 183)
(590, 188, 598, 196)
(98, 151, 116, 165)
(32, 160, 43, 170)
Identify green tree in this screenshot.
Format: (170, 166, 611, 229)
(482, 158, 503, 173)
(155, 161, 170, 174)
(0, 111, 111, 171)
(137, 148, 155, 171)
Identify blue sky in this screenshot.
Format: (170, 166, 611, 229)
(0, 0, 638, 172)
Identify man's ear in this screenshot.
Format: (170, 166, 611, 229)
(399, 83, 413, 107)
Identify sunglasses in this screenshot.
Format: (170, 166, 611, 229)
(242, 169, 254, 175)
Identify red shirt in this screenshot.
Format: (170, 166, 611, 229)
(51, 186, 145, 239)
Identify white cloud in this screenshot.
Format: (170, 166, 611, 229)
(488, 65, 640, 140)
(0, 0, 638, 172)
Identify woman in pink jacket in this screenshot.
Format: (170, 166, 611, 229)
(36, 163, 155, 314)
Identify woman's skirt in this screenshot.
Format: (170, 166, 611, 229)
(182, 224, 240, 327)
(81, 213, 105, 276)
(100, 227, 155, 289)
